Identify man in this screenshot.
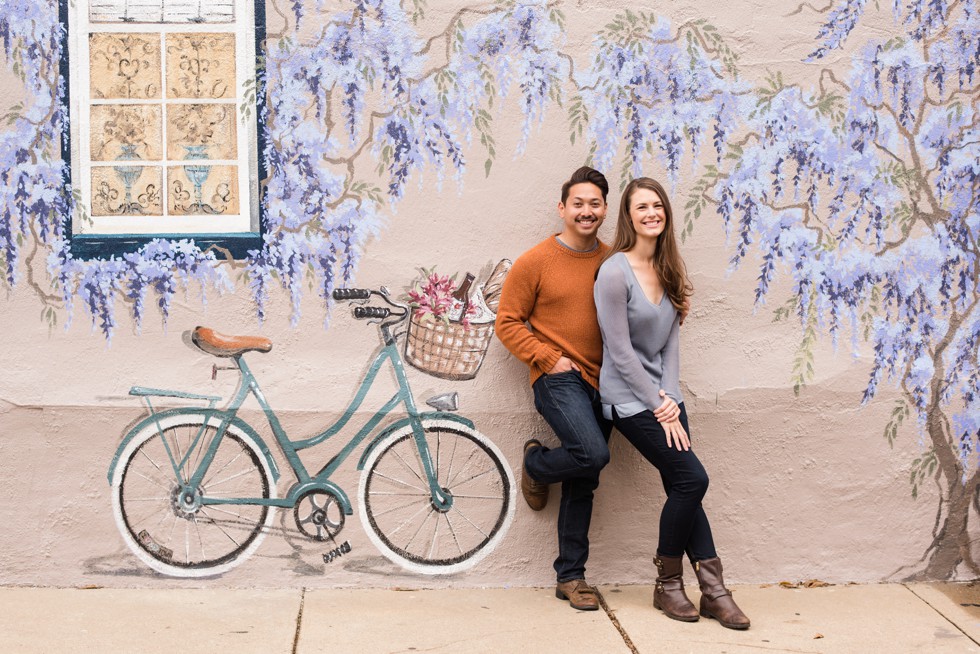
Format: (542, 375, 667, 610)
(495, 166, 613, 611)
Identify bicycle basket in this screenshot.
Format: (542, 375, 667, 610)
(404, 314, 495, 381)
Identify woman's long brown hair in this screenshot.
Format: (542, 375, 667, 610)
(602, 177, 693, 311)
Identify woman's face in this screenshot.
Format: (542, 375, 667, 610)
(628, 187, 667, 241)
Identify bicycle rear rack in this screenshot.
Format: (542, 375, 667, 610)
(129, 386, 222, 411)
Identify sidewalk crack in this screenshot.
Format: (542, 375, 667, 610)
(596, 588, 639, 654)
(292, 587, 307, 654)
(903, 583, 980, 646)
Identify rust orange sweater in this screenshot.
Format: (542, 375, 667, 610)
(495, 236, 608, 389)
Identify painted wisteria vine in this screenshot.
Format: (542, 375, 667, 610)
(679, 0, 976, 579)
(1, 0, 977, 579)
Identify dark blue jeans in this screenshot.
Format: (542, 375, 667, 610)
(529, 370, 612, 582)
(612, 403, 717, 562)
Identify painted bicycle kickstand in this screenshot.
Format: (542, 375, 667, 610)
(107, 284, 515, 578)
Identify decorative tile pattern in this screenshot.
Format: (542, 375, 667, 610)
(89, 33, 162, 100)
(166, 104, 237, 160)
(91, 165, 164, 216)
(168, 164, 239, 215)
(90, 104, 163, 162)
(166, 33, 236, 99)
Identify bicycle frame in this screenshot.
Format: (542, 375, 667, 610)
(109, 317, 463, 516)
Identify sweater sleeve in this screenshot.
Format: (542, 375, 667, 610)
(661, 315, 682, 404)
(594, 262, 666, 412)
(495, 254, 563, 374)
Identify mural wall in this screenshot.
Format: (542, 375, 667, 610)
(0, 0, 976, 587)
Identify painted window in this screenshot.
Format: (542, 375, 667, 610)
(64, 0, 265, 258)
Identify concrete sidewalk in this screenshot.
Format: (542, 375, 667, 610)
(0, 582, 977, 653)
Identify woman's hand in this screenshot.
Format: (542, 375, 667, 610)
(653, 390, 680, 423)
(663, 418, 690, 452)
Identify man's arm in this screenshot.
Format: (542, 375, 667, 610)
(494, 255, 564, 375)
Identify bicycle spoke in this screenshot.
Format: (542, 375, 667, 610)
(171, 429, 185, 478)
(202, 504, 249, 521)
(446, 449, 481, 487)
(366, 491, 429, 497)
(447, 466, 499, 490)
(201, 445, 246, 488)
(385, 502, 433, 541)
(137, 446, 166, 475)
(449, 504, 491, 539)
(369, 495, 427, 518)
(188, 424, 208, 479)
(198, 508, 245, 547)
(389, 446, 427, 487)
(402, 506, 436, 553)
(369, 469, 428, 493)
(206, 466, 259, 489)
(427, 511, 441, 560)
(444, 493, 504, 500)
(442, 435, 461, 493)
(131, 468, 173, 492)
(442, 511, 464, 557)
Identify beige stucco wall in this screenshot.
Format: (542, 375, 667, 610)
(0, 0, 971, 588)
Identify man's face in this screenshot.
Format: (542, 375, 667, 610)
(558, 182, 607, 240)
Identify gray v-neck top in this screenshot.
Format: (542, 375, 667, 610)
(594, 252, 682, 419)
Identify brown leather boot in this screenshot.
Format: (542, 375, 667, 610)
(653, 555, 699, 622)
(693, 557, 750, 630)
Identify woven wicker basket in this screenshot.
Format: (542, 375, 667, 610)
(404, 313, 495, 381)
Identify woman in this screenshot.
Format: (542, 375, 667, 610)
(593, 177, 750, 630)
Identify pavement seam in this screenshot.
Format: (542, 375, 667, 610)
(902, 582, 980, 646)
(292, 587, 307, 654)
(595, 587, 640, 654)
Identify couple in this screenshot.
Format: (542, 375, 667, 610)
(495, 167, 750, 630)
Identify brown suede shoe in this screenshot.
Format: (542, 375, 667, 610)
(521, 439, 549, 511)
(555, 579, 599, 611)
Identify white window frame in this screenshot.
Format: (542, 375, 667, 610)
(66, 0, 261, 250)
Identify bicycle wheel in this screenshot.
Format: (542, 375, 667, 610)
(110, 414, 276, 577)
(359, 419, 515, 575)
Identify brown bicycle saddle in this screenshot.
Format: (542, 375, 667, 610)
(192, 326, 273, 357)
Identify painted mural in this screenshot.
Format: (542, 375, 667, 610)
(0, 0, 977, 582)
(111, 265, 513, 577)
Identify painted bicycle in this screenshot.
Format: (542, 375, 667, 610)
(107, 287, 515, 577)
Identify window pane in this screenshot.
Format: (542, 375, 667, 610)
(167, 104, 237, 160)
(168, 165, 239, 216)
(90, 0, 235, 24)
(91, 104, 163, 161)
(89, 33, 162, 100)
(165, 33, 236, 100)
(91, 165, 164, 216)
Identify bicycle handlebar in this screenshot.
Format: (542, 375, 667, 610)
(353, 306, 391, 320)
(333, 288, 371, 300)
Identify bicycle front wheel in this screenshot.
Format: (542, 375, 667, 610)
(110, 414, 276, 577)
(359, 420, 515, 575)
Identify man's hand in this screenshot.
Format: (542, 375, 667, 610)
(548, 356, 581, 374)
(652, 390, 681, 423)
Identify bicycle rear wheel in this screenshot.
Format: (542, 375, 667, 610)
(359, 420, 514, 575)
(110, 414, 276, 577)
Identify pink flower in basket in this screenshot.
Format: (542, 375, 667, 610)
(405, 268, 478, 328)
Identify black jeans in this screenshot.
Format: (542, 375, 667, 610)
(528, 371, 612, 582)
(612, 403, 717, 561)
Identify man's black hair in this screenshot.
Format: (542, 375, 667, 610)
(560, 166, 609, 204)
